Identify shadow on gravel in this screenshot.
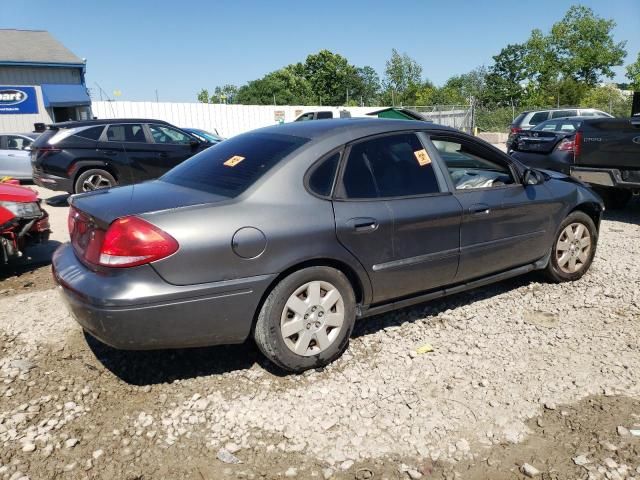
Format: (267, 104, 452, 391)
(84, 332, 287, 385)
(603, 196, 640, 225)
(0, 240, 61, 279)
(352, 272, 537, 339)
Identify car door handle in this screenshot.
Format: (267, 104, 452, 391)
(7, 153, 16, 157)
(98, 150, 118, 157)
(347, 217, 378, 232)
(469, 204, 491, 215)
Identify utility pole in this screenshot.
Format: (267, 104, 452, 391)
(155, 89, 159, 102)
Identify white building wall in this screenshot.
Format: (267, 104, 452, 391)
(92, 102, 381, 137)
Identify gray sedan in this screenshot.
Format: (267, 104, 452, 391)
(53, 118, 603, 372)
(0, 133, 38, 180)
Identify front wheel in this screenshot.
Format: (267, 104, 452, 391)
(254, 266, 356, 373)
(74, 169, 116, 194)
(545, 211, 597, 282)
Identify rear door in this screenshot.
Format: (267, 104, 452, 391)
(429, 134, 558, 282)
(99, 123, 155, 184)
(146, 124, 197, 175)
(333, 132, 461, 303)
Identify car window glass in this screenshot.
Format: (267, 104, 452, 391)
(6, 135, 31, 150)
(308, 152, 340, 197)
(559, 122, 577, 132)
(431, 138, 515, 190)
(342, 133, 440, 199)
(106, 124, 146, 143)
(316, 111, 333, 119)
(75, 126, 105, 141)
(535, 121, 559, 131)
(551, 110, 577, 118)
(162, 132, 309, 197)
(529, 112, 549, 124)
(580, 111, 596, 117)
(149, 125, 192, 145)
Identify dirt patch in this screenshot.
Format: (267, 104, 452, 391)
(429, 395, 640, 480)
(0, 264, 55, 297)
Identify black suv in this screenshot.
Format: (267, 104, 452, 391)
(31, 119, 212, 193)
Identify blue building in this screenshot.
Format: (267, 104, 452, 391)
(0, 29, 92, 133)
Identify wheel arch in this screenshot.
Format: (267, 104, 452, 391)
(250, 257, 369, 334)
(571, 201, 603, 231)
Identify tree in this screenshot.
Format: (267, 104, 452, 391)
(549, 5, 626, 85)
(197, 88, 210, 103)
(210, 84, 239, 104)
(383, 49, 423, 105)
(303, 50, 359, 105)
(626, 52, 640, 91)
(352, 66, 381, 106)
(235, 66, 312, 105)
(484, 44, 529, 107)
(581, 84, 632, 117)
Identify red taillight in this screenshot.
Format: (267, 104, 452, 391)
(555, 138, 575, 151)
(98, 216, 178, 267)
(510, 127, 522, 134)
(573, 131, 582, 160)
(69, 209, 178, 268)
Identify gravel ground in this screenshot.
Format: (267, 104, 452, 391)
(0, 194, 638, 479)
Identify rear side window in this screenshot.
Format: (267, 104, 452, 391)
(308, 152, 340, 197)
(75, 126, 105, 140)
(341, 133, 440, 199)
(162, 132, 309, 197)
(512, 112, 527, 125)
(106, 124, 146, 143)
(551, 110, 577, 118)
(529, 112, 549, 125)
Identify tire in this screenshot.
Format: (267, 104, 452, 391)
(74, 169, 116, 194)
(593, 187, 631, 210)
(254, 266, 356, 373)
(545, 211, 597, 283)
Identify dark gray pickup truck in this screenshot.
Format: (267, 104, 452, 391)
(570, 116, 640, 208)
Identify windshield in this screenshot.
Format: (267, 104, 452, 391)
(161, 132, 309, 197)
(187, 129, 223, 143)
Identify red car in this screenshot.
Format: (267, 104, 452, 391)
(0, 182, 50, 263)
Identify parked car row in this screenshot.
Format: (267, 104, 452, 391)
(0, 121, 222, 193)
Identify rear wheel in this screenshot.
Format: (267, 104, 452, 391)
(254, 266, 356, 372)
(545, 211, 597, 282)
(74, 169, 116, 194)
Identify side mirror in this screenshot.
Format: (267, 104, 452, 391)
(189, 139, 200, 148)
(523, 169, 545, 186)
(23, 145, 31, 151)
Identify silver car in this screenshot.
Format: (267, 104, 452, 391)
(0, 133, 38, 180)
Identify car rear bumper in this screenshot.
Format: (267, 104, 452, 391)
(570, 166, 640, 190)
(52, 243, 276, 350)
(33, 170, 73, 193)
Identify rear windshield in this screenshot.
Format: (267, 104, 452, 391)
(161, 132, 309, 197)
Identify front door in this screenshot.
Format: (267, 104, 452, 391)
(334, 132, 461, 303)
(0, 135, 33, 179)
(429, 135, 556, 282)
(145, 124, 199, 175)
(99, 123, 155, 184)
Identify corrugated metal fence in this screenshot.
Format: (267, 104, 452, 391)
(91, 101, 473, 137)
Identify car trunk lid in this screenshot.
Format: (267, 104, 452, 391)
(515, 131, 566, 153)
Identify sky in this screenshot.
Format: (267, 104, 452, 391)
(2, 0, 639, 102)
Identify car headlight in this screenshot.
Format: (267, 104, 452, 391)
(0, 201, 41, 219)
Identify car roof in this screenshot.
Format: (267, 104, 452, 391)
(50, 118, 172, 129)
(250, 117, 457, 140)
(1, 132, 39, 138)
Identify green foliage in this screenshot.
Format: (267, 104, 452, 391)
(210, 85, 239, 104)
(303, 50, 359, 105)
(236, 66, 312, 105)
(476, 107, 516, 132)
(580, 84, 633, 117)
(626, 52, 640, 91)
(382, 49, 424, 105)
(197, 88, 210, 103)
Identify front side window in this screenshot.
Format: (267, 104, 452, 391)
(341, 133, 440, 199)
(149, 125, 192, 145)
(431, 138, 515, 190)
(6, 135, 31, 150)
(162, 132, 309, 197)
(106, 124, 146, 143)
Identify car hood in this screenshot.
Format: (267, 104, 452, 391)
(71, 180, 230, 226)
(0, 184, 38, 203)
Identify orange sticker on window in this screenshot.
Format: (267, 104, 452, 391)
(414, 149, 431, 166)
(223, 155, 245, 167)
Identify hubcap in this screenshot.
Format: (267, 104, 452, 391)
(82, 174, 112, 192)
(555, 222, 591, 274)
(280, 280, 345, 357)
